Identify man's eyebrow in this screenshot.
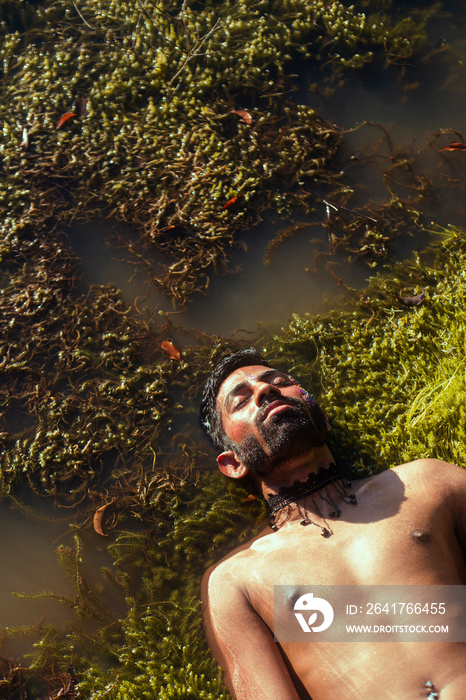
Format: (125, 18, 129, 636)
(223, 369, 283, 410)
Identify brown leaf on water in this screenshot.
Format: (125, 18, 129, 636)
(243, 494, 257, 502)
(161, 340, 181, 360)
(93, 502, 114, 536)
(438, 142, 466, 151)
(231, 109, 253, 125)
(396, 292, 426, 306)
(73, 97, 88, 118)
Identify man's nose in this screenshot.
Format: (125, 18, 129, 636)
(253, 380, 280, 406)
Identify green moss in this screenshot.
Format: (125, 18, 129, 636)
(266, 227, 466, 469)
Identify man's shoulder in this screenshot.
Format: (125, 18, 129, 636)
(202, 525, 270, 591)
(384, 458, 466, 494)
(360, 459, 466, 500)
(391, 457, 461, 479)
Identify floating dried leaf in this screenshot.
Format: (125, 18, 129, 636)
(438, 142, 466, 152)
(223, 194, 242, 209)
(396, 292, 426, 306)
(231, 109, 253, 125)
(56, 112, 76, 129)
(72, 97, 88, 118)
(161, 340, 181, 360)
(93, 502, 114, 536)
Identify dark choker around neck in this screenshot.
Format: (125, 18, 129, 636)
(264, 463, 357, 536)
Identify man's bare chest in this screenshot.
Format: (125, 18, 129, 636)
(242, 500, 462, 625)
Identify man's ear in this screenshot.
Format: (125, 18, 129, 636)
(217, 450, 249, 479)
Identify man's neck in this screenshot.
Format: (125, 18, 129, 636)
(253, 444, 336, 500)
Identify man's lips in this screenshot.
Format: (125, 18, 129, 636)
(262, 400, 297, 421)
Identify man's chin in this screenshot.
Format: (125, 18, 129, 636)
(234, 409, 327, 477)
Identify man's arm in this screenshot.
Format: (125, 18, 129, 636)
(201, 562, 301, 700)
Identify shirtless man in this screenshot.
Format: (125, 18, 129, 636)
(200, 348, 466, 700)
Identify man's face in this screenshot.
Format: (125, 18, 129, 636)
(216, 364, 328, 476)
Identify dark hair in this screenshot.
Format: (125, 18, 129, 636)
(200, 347, 272, 452)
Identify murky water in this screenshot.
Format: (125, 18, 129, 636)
(0, 504, 74, 634)
(66, 214, 372, 337)
(4, 4, 466, 664)
(0, 498, 124, 658)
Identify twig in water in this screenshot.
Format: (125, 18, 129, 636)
(71, 0, 95, 29)
(322, 199, 379, 224)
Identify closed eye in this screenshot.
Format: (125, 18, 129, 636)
(271, 375, 293, 386)
(232, 395, 249, 411)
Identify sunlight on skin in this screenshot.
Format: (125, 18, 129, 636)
(247, 372, 316, 406)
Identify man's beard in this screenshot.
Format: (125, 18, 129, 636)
(231, 397, 328, 477)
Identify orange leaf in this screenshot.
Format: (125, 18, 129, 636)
(161, 340, 181, 360)
(231, 109, 253, 125)
(93, 502, 114, 536)
(223, 194, 242, 209)
(243, 494, 257, 502)
(56, 112, 76, 129)
(438, 142, 466, 152)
